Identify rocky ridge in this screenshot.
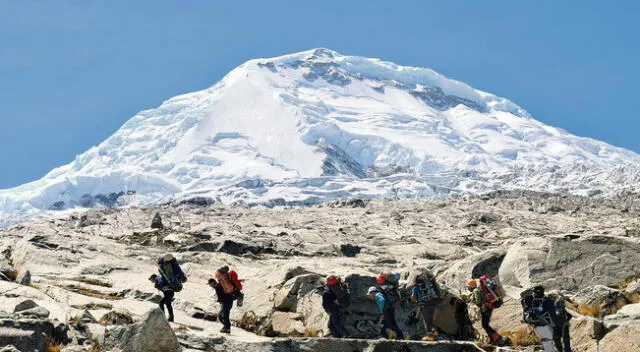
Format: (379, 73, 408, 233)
(0, 191, 639, 351)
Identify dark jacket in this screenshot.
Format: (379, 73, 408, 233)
(153, 276, 172, 292)
(322, 288, 339, 313)
(213, 283, 234, 304)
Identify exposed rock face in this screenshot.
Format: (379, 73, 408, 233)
(103, 308, 181, 352)
(598, 325, 640, 352)
(499, 235, 640, 291)
(0, 192, 638, 351)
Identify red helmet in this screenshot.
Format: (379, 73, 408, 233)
(376, 274, 387, 285)
(326, 276, 339, 286)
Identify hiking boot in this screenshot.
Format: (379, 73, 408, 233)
(422, 330, 438, 341)
(386, 329, 397, 339)
(167, 316, 174, 322)
(219, 327, 231, 334)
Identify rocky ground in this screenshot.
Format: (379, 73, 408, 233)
(1, 190, 640, 352)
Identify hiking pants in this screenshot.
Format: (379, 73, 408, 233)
(419, 302, 437, 333)
(534, 325, 557, 352)
(554, 323, 571, 352)
(328, 306, 348, 338)
(481, 308, 498, 341)
(381, 308, 404, 340)
(220, 299, 233, 330)
(159, 290, 175, 319)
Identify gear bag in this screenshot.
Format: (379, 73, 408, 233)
(417, 273, 441, 302)
(158, 258, 186, 292)
(520, 289, 553, 325)
(479, 274, 503, 308)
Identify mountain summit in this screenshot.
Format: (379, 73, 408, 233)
(1, 48, 639, 224)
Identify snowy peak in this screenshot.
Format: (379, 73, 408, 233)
(1, 49, 639, 225)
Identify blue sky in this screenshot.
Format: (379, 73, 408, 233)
(1, 1, 639, 188)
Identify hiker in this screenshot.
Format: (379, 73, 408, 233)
(551, 294, 572, 352)
(521, 286, 558, 352)
(149, 274, 175, 322)
(209, 265, 244, 334)
(467, 277, 507, 345)
(321, 275, 351, 338)
(157, 253, 187, 292)
(409, 270, 442, 341)
(370, 273, 404, 340)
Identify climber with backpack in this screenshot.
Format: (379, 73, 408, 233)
(550, 293, 572, 352)
(369, 273, 404, 340)
(467, 276, 509, 346)
(153, 253, 187, 322)
(209, 265, 244, 333)
(322, 275, 351, 338)
(409, 270, 442, 341)
(157, 253, 187, 292)
(521, 286, 558, 352)
(149, 273, 175, 322)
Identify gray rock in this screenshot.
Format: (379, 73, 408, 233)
(273, 273, 322, 311)
(603, 303, 640, 329)
(0, 265, 16, 282)
(151, 212, 164, 229)
(103, 308, 181, 352)
(15, 306, 50, 319)
(0, 345, 21, 352)
(13, 300, 38, 313)
(440, 249, 506, 290)
(499, 235, 640, 291)
(16, 270, 31, 286)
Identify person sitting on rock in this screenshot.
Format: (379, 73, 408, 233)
(149, 274, 174, 322)
(521, 285, 558, 352)
(467, 279, 506, 345)
(368, 285, 404, 340)
(209, 266, 244, 334)
(409, 270, 442, 341)
(322, 275, 350, 338)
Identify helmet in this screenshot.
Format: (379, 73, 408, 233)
(326, 276, 339, 286)
(467, 280, 477, 288)
(376, 274, 387, 285)
(367, 286, 379, 294)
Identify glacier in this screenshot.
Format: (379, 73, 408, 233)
(1, 48, 639, 226)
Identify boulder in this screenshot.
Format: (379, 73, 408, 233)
(0, 265, 16, 282)
(0, 345, 21, 352)
(270, 311, 305, 336)
(15, 306, 50, 319)
(572, 285, 628, 319)
(151, 212, 164, 229)
(15, 270, 30, 286)
(13, 300, 38, 313)
(598, 325, 640, 352)
(103, 308, 181, 352)
(273, 274, 322, 311)
(499, 235, 640, 291)
(603, 303, 640, 329)
(569, 315, 604, 352)
(0, 317, 55, 352)
(440, 249, 506, 290)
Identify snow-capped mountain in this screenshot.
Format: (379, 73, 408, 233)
(1, 48, 639, 225)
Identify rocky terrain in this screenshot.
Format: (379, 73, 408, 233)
(1, 190, 640, 351)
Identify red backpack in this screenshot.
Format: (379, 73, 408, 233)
(217, 270, 243, 294)
(479, 275, 503, 308)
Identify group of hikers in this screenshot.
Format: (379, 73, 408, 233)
(148, 254, 244, 333)
(148, 254, 571, 351)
